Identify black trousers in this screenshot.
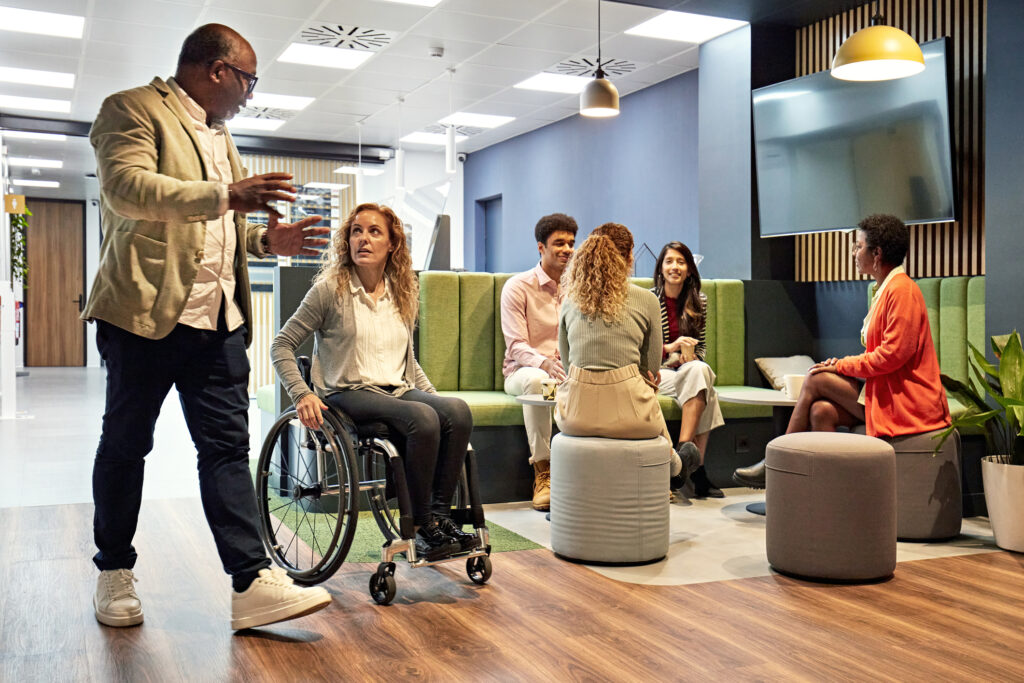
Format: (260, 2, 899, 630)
(324, 388, 472, 524)
(92, 320, 270, 581)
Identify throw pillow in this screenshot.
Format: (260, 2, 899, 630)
(754, 355, 816, 391)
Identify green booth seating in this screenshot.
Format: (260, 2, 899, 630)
(417, 271, 771, 425)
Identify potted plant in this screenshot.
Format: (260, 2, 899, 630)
(939, 330, 1024, 552)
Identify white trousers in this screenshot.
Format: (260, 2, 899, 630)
(504, 366, 553, 464)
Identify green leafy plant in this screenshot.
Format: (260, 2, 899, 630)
(939, 330, 1024, 466)
(9, 208, 29, 284)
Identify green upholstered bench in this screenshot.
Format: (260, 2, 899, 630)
(416, 271, 771, 425)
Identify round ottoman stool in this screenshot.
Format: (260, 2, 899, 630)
(549, 433, 670, 565)
(854, 425, 962, 540)
(765, 432, 896, 581)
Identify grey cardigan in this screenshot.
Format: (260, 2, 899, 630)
(271, 276, 434, 404)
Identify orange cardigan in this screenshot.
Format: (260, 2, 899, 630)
(835, 273, 950, 438)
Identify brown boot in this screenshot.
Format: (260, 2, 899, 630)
(532, 460, 551, 511)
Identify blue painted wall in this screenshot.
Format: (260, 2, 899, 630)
(463, 70, 699, 274)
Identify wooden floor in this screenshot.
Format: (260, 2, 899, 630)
(2, 499, 1023, 682)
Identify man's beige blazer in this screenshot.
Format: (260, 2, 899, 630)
(83, 76, 265, 345)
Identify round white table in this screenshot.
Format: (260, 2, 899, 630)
(717, 387, 798, 516)
(515, 393, 555, 407)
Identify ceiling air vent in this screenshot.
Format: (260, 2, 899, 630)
(299, 25, 395, 51)
(553, 57, 637, 78)
(424, 123, 486, 137)
(238, 107, 296, 121)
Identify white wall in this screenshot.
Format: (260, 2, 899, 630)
(359, 148, 465, 270)
(84, 195, 101, 367)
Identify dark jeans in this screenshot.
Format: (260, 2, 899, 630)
(92, 320, 270, 581)
(325, 388, 472, 524)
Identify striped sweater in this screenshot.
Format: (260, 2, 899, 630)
(653, 288, 707, 365)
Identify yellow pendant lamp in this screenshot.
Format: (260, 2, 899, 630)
(831, 5, 924, 81)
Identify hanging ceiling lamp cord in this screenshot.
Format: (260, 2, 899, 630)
(595, 0, 605, 81)
(871, 0, 884, 26)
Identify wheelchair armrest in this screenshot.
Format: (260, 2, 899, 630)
(297, 355, 312, 390)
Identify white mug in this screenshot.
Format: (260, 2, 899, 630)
(783, 373, 806, 399)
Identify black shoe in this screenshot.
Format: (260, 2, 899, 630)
(671, 442, 701, 490)
(436, 516, 478, 553)
(732, 460, 766, 489)
(415, 521, 458, 561)
(692, 465, 725, 499)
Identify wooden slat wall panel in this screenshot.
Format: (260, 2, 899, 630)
(795, 0, 985, 282)
(245, 290, 274, 397)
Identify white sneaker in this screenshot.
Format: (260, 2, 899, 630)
(231, 567, 331, 630)
(94, 569, 143, 627)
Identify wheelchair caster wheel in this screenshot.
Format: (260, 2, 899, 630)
(466, 555, 492, 585)
(370, 566, 396, 605)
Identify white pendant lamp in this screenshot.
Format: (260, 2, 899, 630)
(580, 0, 619, 117)
(831, 4, 924, 81)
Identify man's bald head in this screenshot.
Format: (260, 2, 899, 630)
(177, 24, 252, 71)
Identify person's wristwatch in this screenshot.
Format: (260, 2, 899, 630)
(260, 229, 271, 255)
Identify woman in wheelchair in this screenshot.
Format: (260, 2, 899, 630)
(271, 202, 475, 562)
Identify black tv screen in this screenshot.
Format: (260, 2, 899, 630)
(753, 38, 955, 237)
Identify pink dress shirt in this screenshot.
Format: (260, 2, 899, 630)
(501, 263, 562, 378)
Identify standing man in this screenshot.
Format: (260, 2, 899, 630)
(500, 214, 577, 511)
(85, 24, 332, 631)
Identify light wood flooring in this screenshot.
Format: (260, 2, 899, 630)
(2, 498, 1023, 682)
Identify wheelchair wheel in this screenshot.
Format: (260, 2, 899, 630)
(256, 409, 359, 585)
(466, 554, 492, 585)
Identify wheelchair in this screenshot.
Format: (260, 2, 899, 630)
(254, 357, 492, 605)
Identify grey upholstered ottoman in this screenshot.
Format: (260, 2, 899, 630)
(549, 433, 671, 565)
(854, 426, 962, 540)
(765, 432, 897, 581)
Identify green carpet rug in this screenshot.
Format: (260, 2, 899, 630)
(252, 459, 540, 564)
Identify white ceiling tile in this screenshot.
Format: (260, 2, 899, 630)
(321, 85, 408, 106)
(303, 99, 377, 118)
(539, 1, 662, 32)
(0, 32, 84, 58)
(467, 44, 566, 73)
(442, 0, 566, 22)
(360, 54, 450, 81)
(313, 1, 431, 32)
(83, 41, 176, 69)
(599, 33, 700, 64)
(205, 0, 324, 20)
(629, 62, 695, 85)
(386, 33, 490, 63)
(451, 63, 534, 88)
(0, 50, 80, 74)
(194, 8, 306, 42)
(411, 11, 523, 44)
(260, 62, 347, 85)
(483, 87, 575, 107)
(88, 19, 188, 49)
(341, 69, 426, 93)
(2, 0, 90, 15)
(500, 23, 598, 54)
(89, 0, 203, 29)
(657, 46, 700, 68)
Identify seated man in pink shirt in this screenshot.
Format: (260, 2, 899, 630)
(500, 213, 577, 511)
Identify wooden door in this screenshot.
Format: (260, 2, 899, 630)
(25, 199, 85, 366)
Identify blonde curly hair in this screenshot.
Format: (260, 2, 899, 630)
(562, 222, 633, 323)
(316, 202, 419, 325)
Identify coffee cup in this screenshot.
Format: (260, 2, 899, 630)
(541, 378, 557, 401)
(783, 373, 806, 399)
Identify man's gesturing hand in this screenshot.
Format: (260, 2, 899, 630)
(228, 172, 298, 216)
(265, 212, 330, 257)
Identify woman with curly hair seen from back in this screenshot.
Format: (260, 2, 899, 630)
(652, 242, 725, 499)
(271, 203, 476, 562)
(555, 223, 699, 491)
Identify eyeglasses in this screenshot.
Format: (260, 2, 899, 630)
(214, 60, 258, 96)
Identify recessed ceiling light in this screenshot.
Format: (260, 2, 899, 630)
(247, 93, 315, 110)
(439, 112, 515, 129)
(625, 11, 747, 43)
(0, 66, 75, 89)
(227, 117, 285, 131)
(0, 130, 67, 141)
(334, 165, 386, 176)
(514, 73, 591, 94)
(400, 131, 469, 146)
(305, 181, 350, 190)
(12, 178, 60, 188)
(0, 95, 71, 113)
(8, 157, 63, 168)
(0, 7, 85, 39)
(278, 43, 374, 70)
(377, 0, 443, 6)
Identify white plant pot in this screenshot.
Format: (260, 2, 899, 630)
(981, 456, 1024, 553)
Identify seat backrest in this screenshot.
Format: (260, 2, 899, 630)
(418, 271, 746, 390)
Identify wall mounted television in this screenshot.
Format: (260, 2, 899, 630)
(752, 37, 956, 237)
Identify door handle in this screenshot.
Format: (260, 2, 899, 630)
(73, 294, 84, 312)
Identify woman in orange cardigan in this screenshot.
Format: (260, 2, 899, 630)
(733, 214, 950, 488)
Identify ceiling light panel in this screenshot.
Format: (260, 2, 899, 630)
(227, 117, 286, 131)
(514, 73, 591, 94)
(0, 66, 75, 89)
(278, 43, 375, 70)
(0, 95, 71, 113)
(439, 112, 514, 129)
(0, 130, 67, 141)
(0, 7, 85, 39)
(401, 131, 469, 145)
(12, 179, 60, 188)
(625, 11, 747, 44)
(247, 93, 315, 110)
(8, 157, 63, 168)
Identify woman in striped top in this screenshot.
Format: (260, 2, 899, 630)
(652, 242, 725, 498)
(555, 223, 697, 491)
